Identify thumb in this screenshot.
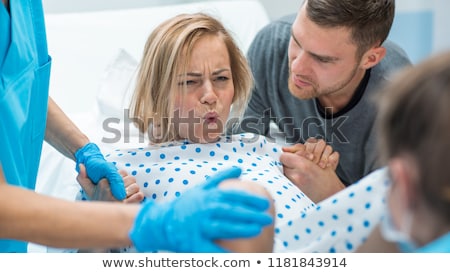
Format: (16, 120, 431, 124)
(77, 164, 94, 195)
(203, 167, 242, 189)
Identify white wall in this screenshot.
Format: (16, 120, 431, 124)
(42, 0, 299, 18)
(42, 0, 450, 62)
(257, 0, 299, 20)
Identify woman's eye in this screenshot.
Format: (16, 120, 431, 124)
(178, 80, 196, 86)
(215, 76, 229, 81)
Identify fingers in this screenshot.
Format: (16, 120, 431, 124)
(203, 167, 242, 189)
(318, 145, 333, 168)
(280, 151, 307, 169)
(118, 170, 144, 203)
(123, 181, 145, 204)
(282, 143, 305, 153)
(328, 151, 340, 170)
(107, 170, 126, 201)
(304, 138, 327, 164)
(281, 153, 315, 183)
(76, 164, 94, 195)
(124, 191, 145, 204)
(217, 189, 271, 212)
(282, 144, 314, 160)
(286, 138, 339, 170)
(205, 220, 265, 240)
(118, 169, 129, 178)
(304, 137, 317, 156)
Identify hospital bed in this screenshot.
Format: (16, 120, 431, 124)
(29, 0, 270, 252)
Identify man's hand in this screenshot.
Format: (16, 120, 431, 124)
(281, 153, 345, 202)
(281, 138, 344, 202)
(282, 138, 340, 170)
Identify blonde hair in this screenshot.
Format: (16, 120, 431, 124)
(130, 13, 253, 143)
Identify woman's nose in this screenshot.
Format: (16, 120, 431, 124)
(200, 81, 217, 104)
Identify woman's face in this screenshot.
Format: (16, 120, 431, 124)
(174, 34, 234, 143)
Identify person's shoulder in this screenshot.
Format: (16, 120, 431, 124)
(254, 13, 295, 40)
(275, 13, 297, 25)
(380, 40, 412, 68)
(383, 40, 411, 62)
(249, 13, 295, 58)
(267, 13, 295, 31)
(372, 40, 412, 79)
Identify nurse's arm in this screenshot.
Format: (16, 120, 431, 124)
(0, 166, 138, 249)
(44, 97, 89, 160)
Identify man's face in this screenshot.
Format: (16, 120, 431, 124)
(287, 5, 364, 102)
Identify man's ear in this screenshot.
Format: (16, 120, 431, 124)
(360, 46, 387, 69)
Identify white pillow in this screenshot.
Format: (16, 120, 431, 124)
(95, 49, 150, 149)
(96, 48, 138, 120)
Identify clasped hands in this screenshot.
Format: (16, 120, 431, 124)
(281, 138, 345, 203)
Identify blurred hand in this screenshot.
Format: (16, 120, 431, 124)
(129, 167, 273, 252)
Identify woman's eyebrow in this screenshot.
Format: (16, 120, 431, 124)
(177, 72, 202, 77)
(212, 68, 230, 75)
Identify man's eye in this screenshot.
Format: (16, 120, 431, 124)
(315, 56, 333, 64)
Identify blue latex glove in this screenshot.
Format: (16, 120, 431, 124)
(75, 143, 126, 200)
(129, 167, 273, 252)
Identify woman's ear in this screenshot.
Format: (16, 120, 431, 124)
(360, 46, 387, 69)
(389, 157, 418, 209)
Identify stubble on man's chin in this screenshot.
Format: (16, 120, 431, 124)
(287, 79, 317, 100)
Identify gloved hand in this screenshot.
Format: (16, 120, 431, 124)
(129, 167, 273, 252)
(75, 143, 126, 200)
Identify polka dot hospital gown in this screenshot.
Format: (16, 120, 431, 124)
(90, 133, 390, 252)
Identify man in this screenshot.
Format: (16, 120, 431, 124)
(239, 0, 411, 202)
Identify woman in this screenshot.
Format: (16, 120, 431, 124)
(97, 13, 387, 253)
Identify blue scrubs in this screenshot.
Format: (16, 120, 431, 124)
(416, 232, 450, 253)
(0, 0, 51, 252)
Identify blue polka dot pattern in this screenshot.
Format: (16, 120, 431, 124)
(273, 167, 390, 253)
(84, 133, 389, 253)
